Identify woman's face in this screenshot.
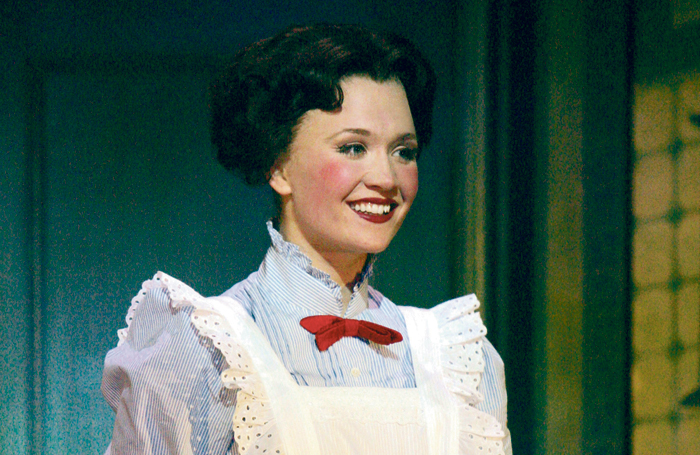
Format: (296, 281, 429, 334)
(270, 76, 419, 263)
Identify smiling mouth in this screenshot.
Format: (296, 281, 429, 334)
(349, 202, 394, 215)
(348, 200, 399, 224)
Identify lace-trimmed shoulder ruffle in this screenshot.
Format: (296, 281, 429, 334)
(117, 271, 284, 455)
(431, 295, 508, 455)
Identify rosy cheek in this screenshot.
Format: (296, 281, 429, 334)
(298, 160, 353, 209)
(317, 160, 356, 194)
(319, 161, 346, 183)
(399, 165, 419, 202)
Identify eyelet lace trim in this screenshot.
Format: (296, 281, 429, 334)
(117, 273, 507, 454)
(118, 271, 284, 455)
(432, 295, 507, 455)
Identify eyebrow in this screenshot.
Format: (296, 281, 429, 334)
(395, 133, 419, 143)
(327, 128, 371, 140)
(327, 129, 418, 143)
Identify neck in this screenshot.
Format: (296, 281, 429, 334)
(297, 249, 366, 317)
(302, 246, 368, 288)
(315, 250, 368, 288)
(277, 224, 367, 288)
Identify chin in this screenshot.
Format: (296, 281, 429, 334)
(353, 238, 393, 255)
(363, 246, 389, 255)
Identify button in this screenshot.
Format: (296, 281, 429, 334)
(351, 367, 361, 377)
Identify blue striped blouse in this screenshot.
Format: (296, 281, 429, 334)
(102, 222, 508, 454)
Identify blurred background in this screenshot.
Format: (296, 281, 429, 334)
(1, 0, 699, 454)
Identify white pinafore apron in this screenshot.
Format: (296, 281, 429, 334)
(206, 296, 460, 455)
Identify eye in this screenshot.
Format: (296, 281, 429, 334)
(392, 147, 419, 162)
(336, 143, 367, 157)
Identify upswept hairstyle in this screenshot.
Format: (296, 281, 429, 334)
(210, 23, 437, 185)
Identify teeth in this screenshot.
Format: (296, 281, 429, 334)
(350, 202, 392, 215)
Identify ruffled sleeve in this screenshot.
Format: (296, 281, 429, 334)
(431, 295, 512, 455)
(102, 272, 283, 455)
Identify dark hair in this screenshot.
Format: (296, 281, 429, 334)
(210, 23, 437, 185)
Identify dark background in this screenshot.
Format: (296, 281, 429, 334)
(2, 1, 469, 453)
(3, 0, 696, 454)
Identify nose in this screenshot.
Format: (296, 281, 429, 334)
(363, 151, 397, 190)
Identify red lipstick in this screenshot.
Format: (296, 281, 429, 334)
(347, 198, 398, 224)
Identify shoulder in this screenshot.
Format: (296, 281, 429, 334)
(430, 295, 489, 398)
(103, 273, 243, 453)
(366, 285, 400, 310)
(112, 271, 259, 351)
(102, 273, 234, 412)
(219, 270, 259, 314)
(427, 295, 509, 433)
(114, 273, 283, 454)
(431, 296, 510, 450)
(399, 294, 510, 452)
(103, 272, 259, 408)
(113, 272, 208, 347)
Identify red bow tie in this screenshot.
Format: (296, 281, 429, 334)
(300, 315, 403, 351)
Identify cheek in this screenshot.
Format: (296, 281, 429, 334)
(317, 161, 356, 193)
(300, 160, 356, 206)
(398, 166, 419, 203)
(319, 161, 347, 184)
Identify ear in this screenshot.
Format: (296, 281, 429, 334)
(268, 163, 292, 196)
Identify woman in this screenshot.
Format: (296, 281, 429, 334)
(102, 24, 511, 455)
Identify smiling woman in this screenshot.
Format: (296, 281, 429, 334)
(100, 24, 511, 455)
(269, 77, 419, 286)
